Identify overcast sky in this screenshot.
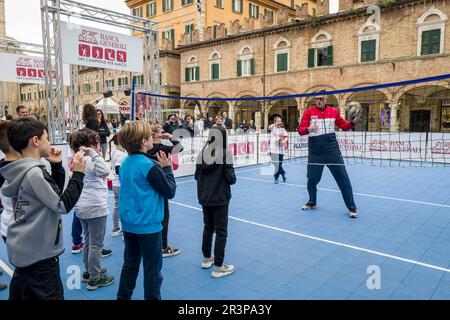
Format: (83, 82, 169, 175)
(5, 0, 339, 44)
(5, 0, 130, 44)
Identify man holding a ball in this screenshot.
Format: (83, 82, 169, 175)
(297, 94, 362, 218)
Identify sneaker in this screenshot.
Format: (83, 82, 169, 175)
(201, 256, 214, 269)
(349, 209, 358, 219)
(282, 175, 287, 183)
(86, 274, 115, 290)
(274, 179, 279, 184)
(0, 282, 7, 291)
(162, 246, 181, 258)
(111, 228, 122, 237)
(211, 264, 235, 278)
(101, 249, 112, 258)
(82, 268, 107, 283)
(71, 243, 84, 254)
(301, 203, 317, 211)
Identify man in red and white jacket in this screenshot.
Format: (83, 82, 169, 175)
(297, 95, 359, 218)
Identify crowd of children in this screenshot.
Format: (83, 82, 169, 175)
(0, 113, 238, 300)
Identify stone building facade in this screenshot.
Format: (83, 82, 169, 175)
(177, 0, 450, 132)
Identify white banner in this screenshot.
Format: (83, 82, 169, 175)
(427, 132, 450, 163)
(61, 22, 143, 73)
(0, 52, 70, 85)
(364, 132, 426, 162)
(336, 131, 365, 158)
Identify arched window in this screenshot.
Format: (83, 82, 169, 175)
(237, 45, 255, 77)
(185, 55, 199, 82)
(209, 51, 221, 80)
(417, 7, 448, 56)
(273, 37, 291, 73)
(358, 20, 381, 63)
(308, 30, 333, 68)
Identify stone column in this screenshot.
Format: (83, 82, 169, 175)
(389, 102, 399, 132)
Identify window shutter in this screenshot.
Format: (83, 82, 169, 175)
(308, 48, 315, 68)
(195, 66, 200, 81)
(162, 0, 166, 12)
(421, 30, 431, 55)
(237, 60, 242, 77)
(327, 46, 333, 66)
(185, 68, 190, 82)
(170, 29, 175, 48)
(250, 58, 255, 75)
(431, 29, 441, 54)
(240, 0, 243, 13)
(277, 53, 287, 72)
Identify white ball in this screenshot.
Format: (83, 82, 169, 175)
(348, 102, 362, 119)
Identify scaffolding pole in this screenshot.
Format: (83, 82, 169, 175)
(41, 0, 159, 143)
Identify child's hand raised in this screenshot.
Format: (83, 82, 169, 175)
(159, 133, 172, 140)
(80, 146, 96, 155)
(72, 150, 87, 173)
(156, 151, 171, 168)
(45, 147, 62, 164)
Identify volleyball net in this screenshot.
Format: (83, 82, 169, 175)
(136, 74, 450, 174)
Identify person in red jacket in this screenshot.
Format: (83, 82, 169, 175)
(298, 94, 361, 218)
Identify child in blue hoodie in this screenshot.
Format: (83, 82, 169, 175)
(116, 121, 176, 300)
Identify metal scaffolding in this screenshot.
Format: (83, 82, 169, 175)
(41, 0, 159, 143)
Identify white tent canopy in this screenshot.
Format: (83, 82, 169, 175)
(92, 95, 130, 114)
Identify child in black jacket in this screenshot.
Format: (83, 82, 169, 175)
(147, 124, 183, 257)
(195, 126, 236, 278)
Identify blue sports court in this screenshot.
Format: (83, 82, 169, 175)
(1, 160, 450, 300)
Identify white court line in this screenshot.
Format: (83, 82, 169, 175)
(0, 259, 13, 277)
(170, 201, 450, 274)
(238, 176, 450, 209)
(175, 166, 263, 184)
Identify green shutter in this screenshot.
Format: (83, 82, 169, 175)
(162, 0, 166, 12)
(185, 67, 190, 82)
(361, 40, 376, 62)
(170, 29, 175, 48)
(195, 66, 200, 81)
(422, 29, 441, 55)
(237, 60, 242, 77)
(327, 46, 333, 66)
(240, 0, 243, 13)
(211, 63, 219, 80)
(250, 58, 255, 75)
(277, 53, 287, 72)
(308, 48, 315, 68)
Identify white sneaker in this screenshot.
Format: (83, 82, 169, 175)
(112, 228, 122, 237)
(302, 203, 317, 211)
(211, 264, 235, 278)
(349, 209, 358, 218)
(201, 256, 214, 269)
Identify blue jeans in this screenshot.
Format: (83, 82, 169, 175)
(117, 231, 163, 300)
(71, 213, 83, 246)
(307, 148, 356, 210)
